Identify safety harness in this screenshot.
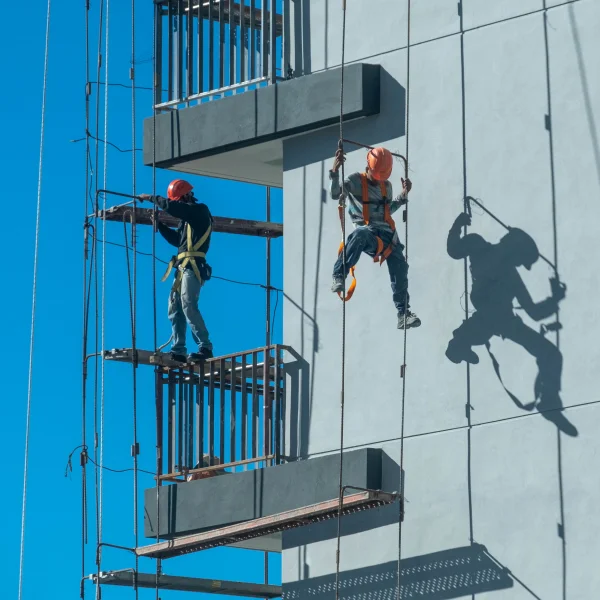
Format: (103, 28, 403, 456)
(337, 172, 398, 302)
(161, 222, 212, 292)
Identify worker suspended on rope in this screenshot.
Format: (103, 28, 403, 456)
(330, 147, 421, 329)
(139, 179, 214, 362)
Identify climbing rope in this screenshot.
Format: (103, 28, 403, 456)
(334, 0, 348, 598)
(397, 2, 412, 597)
(151, 2, 161, 598)
(92, 4, 106, 599)
(82, 0, 91, 596)
(130, 1, 140, 595)
(18, 3, 51, 599)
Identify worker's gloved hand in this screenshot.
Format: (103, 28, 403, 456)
(401, 177, 412, 196)
(138, 193, 152, 202)
(454, 212, 472, 228)
(332, 149, 346, 173)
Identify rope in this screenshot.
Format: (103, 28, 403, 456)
(397, 1, 412, 597)
(334, 1, 348, 598)
(97, 0, 110, 597)
(82, 0, 91, 596)
(130, 1, 140, 593)
(18, 2, 51, 598)
(92, 3, 105, 599)
(152, 2, 161, 597)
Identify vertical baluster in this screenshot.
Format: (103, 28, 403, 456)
(261, 0, 267, 77)
(155, 370, 165, 479)
(240, 0, 246, 83)
(196, 0, 203, 96)
(196, 363, 204, 470)
(279, 346, 286, 463)
(168, 2, 174, 102)
(208, 359, 215, 466)
(250, 0, 255, 79)
(274, 346, 281, 465)
(228, 0, 235, 87)
(241, 353, 248, 467)
(208, 0, 214, 91)
(269, 0, 276, 83)
(263, 347, 272, 462)
(168, 370, 176, 475)
(219, 0, 225, 88)
(230, 356, 237, 467)
(186, 0, 193, 100)
(178, 368, 184, 471)
(252, 351, 258, 462)
(188, 368, 194, 468)
(219, 357, 226, 466)
(282, 0, 290, 79)
(177, 0, 184, 100)
(155, 1, 163, 107)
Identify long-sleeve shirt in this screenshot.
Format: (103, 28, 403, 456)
(329, 170, 407, 233)
(150, 195, 213, 263)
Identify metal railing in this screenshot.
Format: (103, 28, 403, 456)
(153, 0, 291, 110)
(156, 345, 287, 481)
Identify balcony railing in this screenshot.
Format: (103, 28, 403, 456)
(155, 345, 287, 482)
(153, 0, 291, 110)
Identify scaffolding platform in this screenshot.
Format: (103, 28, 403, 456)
(104, 348, 274, 380)
(136, 490, 399, 559)
(95, 205, 283, 238)
(89, 570, 282, 597)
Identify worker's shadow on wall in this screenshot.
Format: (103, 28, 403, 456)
(283, 68, 406, 170)
(445, 210, 577, 437)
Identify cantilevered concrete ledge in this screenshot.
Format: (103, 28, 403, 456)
(144, 448, 387, 549)
(142, 63, 381, 187)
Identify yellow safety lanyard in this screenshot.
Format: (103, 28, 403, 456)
(161, 222, 212, 292)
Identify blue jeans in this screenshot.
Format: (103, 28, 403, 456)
(333, 226, 410, 313)
(168, 268, 212, 355)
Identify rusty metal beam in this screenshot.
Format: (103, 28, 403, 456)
(94, 205, 283, 238)
(136, 490, 399, 559)
(89, 570, 282, 597)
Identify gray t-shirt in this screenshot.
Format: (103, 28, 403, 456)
(329, 170, 406, 234)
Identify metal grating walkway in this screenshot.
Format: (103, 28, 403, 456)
(88, 570, 282, 597)
(136, 490, 400, 559)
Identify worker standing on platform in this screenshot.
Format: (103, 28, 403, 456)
(330, 147, 421, 329)
(139, 179, 214, 362)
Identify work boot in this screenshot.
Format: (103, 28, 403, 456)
(331, 277, 344, 294)
(445, 339, 479, 364)
(169, 352, 187, 363)
(397, 311, 421, 330)
(188, 348, 214, 363)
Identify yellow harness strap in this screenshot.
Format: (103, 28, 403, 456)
(161, 222, 212, 292)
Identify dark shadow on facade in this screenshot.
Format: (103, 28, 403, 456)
(285, 346, 311, 459)
(283, 452, 402, 548)
(282, 544, 514, 599)
(292, 0, 312, 77)
(283, 68, 406, 170)
(445, 211, 577, 437)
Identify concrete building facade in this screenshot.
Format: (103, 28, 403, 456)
(281, 1, 600, 598)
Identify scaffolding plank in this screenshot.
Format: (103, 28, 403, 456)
(136, 491, 399, 559)
(90, 570, 282, 597)
(104, 349, 274, 380)
(95, 205, 283, 238)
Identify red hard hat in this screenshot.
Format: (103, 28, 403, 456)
(367, 147, 393, 181)
(167, 179, 193, 201)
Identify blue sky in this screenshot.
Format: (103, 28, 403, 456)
(1, 1, 283, 598)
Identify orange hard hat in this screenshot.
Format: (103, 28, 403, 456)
(167, 179, 193, 201)
(366, 147, 393, 181)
